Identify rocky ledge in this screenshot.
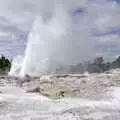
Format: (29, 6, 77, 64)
(25, 70, 120, 100)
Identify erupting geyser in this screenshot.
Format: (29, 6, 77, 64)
(9, 2, 95, 77)
(19, 16, 50, 76)
(9, 55, 23, 76)
(20, 8, 71, 76)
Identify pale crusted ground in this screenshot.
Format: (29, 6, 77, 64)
(25, 72, 116, 100)
(0, 69, 120, 119)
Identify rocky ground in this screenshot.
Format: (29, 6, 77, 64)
(0, 69, 120, 119)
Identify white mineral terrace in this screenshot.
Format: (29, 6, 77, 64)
(0, 69, 120, 120)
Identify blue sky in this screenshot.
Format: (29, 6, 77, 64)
(0, 0, 120, 60)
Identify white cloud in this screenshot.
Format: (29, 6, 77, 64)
(96, 34, 120, 45)
(0, 0, 119, 60)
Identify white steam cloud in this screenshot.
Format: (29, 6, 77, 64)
(18, 1, 96, 76)
(5, 0, 120, 76)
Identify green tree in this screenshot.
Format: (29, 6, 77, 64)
(92, 57, 105, 73)
(0, 55, 11, 74)
(111, 56, 120, 69)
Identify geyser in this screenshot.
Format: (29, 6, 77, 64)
(19, 7, 72, 76)
(9, 55, 23, 76)
(10, 2, 95, 77)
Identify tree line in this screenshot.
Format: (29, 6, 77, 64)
(73, 56, 120, 73)
(56, 56, 120, 74)
(0, 55, 120, 74)
(0, 55, 11, 74)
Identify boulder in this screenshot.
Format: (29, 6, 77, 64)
(39, 80, 74, 99)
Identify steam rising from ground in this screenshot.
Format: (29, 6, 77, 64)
(9, 55, 23, 76)
(10, 1, 95, 76)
